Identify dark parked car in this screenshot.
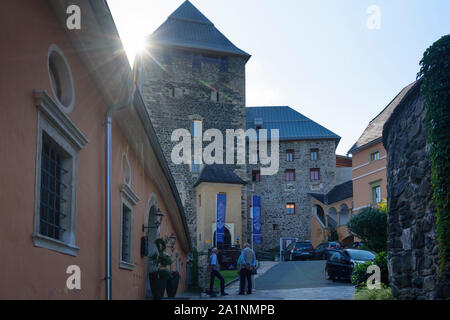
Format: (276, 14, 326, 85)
(283, 241, 314, 261)
(347, 242, 365, 249)
(314, 241, 343, 260)
(325, 249, 376, 282)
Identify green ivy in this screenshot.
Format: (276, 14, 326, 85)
(418, 35, 450, 274)
(188, 248, 200, 291)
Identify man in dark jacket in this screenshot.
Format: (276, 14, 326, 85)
(239, 243, 256, 295)
(209, 248, 228, 297)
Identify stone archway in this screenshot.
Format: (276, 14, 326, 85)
(316, 205, 326, 227)
(327, 207, 338, 228)
(339, 203, 350, 226)
(213, 226, 232, 249)
(145, 193, 160, 299)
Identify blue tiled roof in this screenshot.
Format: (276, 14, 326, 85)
(246, 106, 341, 142)
(148, 1, 250, 58)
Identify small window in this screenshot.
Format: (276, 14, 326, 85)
(252, 170, 261, 182)
(286, 203, 295, 215)
(286, 150, 294, 162)
(198, 194, 201, 207)
(285, 169, 295, 182)
(273, 224, 279, 231)
(310, 168, 320, 181)
(311, 149, 319, 161)
(169, 85, 175, 98)
(33, 91, 87, 257)
(121, 203, 133, 264)
(372, 185, 382, 204)
(39, 134, 69, 241)
(211, 90, 219, 102)
(191, 120, 202, 138)
(370, 151, 380, 161)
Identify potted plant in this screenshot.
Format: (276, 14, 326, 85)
(149, 238, 173, 300)
(166, 271, 180, 298)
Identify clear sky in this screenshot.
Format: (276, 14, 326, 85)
(107, 0, 450, 155)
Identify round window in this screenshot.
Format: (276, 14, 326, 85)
(47, 45, 75, 113)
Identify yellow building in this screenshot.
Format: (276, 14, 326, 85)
(348, 82, 416, 214)
(309, 181, 354, 247)
(193, 165, 246, 288)
(194, 166, 246, 252)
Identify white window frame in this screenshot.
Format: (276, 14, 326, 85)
(119, 183, 139, 270)
(33, 91, 88, 256)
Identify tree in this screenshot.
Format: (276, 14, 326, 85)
(347, 206, 387, 253)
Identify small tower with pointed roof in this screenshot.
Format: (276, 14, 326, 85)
(137, 0, 251, 289)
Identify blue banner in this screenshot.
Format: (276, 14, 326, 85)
(252, 196, 262, 244)
(216, 193, 227, 244)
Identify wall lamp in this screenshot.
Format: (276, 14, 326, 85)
(166, 233, 177, 252)
(142, 208, 164, 232)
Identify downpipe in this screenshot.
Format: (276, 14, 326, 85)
(105, 109, 112, 300)
(104, 93, 136, 300)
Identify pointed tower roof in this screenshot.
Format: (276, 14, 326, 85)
(147, 1, 250, 59)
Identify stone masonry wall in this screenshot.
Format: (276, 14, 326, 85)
(138, 48, 248, 288)
(247, 139, 337, 252)
(383, 82, 442, 299)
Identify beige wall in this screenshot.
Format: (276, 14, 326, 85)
(352, 142, 387, 213)
(195, 183, 243, 252)
(0, 0, 188, 299)
(310, 197, 354, 247)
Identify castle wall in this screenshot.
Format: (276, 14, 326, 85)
(383, 83, 447, 299)
(247, 140, 337, 252)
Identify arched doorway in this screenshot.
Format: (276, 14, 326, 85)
(327, 207, 338, 228)
(339, 204, 350, 226)
(145, 194, 160, 299)
(316, 205, 326, 226)
(213, 227, 232, 249)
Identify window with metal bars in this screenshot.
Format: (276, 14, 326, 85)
(285, 169, 295, 182)
(39, 134, 68, 240)
(121, 204, 132, 263)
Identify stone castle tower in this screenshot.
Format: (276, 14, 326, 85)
(137, 0, 251, 287)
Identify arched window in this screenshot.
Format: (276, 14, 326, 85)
(339, 204, 350, 226)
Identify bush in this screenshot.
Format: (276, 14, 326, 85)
(351, 252, 389, 288)
(351, 261, 372, 288)
(347, 207, 387, 253)
(373, 251, 388, 285)
(353, 284, 394, 300)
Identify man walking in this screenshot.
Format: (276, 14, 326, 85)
(209, 248, 228, 297)
(239, 243, 256, 295)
